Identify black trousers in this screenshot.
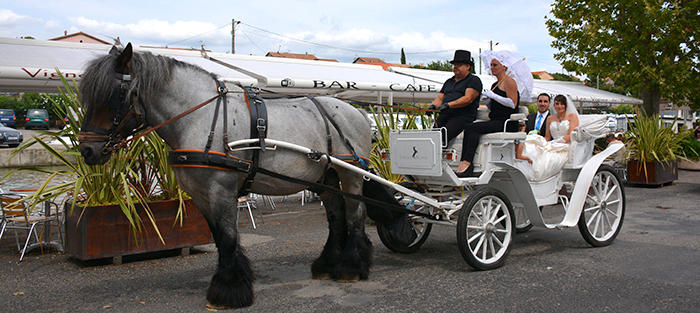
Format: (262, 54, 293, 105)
(435, 112, 474, 144)
(461, 120, 518, 162)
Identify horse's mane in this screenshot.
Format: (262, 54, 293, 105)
(80, 48, 217, 108)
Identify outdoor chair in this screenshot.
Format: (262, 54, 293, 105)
(237, 197, 258, 229)
(0, 193, 57, 261)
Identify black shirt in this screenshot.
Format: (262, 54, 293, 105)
(439, 73, 483, 119)
(488, 82, 519, 121)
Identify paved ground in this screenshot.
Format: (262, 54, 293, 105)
(1, 170, 699, 312)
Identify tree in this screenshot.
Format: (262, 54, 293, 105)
(550, 73, 576, 81)
(546, 0, 700, 116)
(400, 48, 406, 65)
(410, 60, 475, 74)
(411, 60, 453, 72)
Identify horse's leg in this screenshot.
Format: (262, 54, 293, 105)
(311, 169, 348, 280)
(192, 186, 255, 309)
(334, 168, 373, 282)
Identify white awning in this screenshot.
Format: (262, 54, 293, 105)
(0, 37, 642, 106)
(389, 66, 643, 105)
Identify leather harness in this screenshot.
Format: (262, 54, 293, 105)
(168, 82, 368, 197)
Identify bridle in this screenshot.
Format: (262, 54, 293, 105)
(78, 72, 146, 154)
(79, 71, 227, 154)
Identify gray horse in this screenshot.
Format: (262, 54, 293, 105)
(78, 44, 373, 309)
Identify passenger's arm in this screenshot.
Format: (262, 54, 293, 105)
(444, 88, 480, 109)
(561, 114, 579, 143)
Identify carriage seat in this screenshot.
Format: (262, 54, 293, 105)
(565, 114, 608, 169)
(445, 106, 528, 170)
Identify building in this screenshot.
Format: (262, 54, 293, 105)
(532, 71, 554, 80)
(48, 31, 111, 45)
(266, 52, 338, 62)
(353, 57, 410, 70)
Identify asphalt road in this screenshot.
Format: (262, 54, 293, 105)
(1, 171, 699, 312)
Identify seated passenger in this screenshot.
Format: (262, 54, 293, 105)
(515, 94, 579, 181)
(427, 50, 482, 144)
(456, 53, 520, 177)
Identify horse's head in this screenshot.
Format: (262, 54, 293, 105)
(79, 43, 145, 165)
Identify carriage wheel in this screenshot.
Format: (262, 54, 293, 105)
(514, 205, 533, 233)
(376, 182, 432, 253)
(457, 188, 515, 270)
(577, 165, 625, 247)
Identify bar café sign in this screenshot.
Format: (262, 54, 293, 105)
(278, 77, 439, 93)
(2, 68, 439, 94)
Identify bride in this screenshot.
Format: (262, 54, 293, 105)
(516, 94, 579, 181)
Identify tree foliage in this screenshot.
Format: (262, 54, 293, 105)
(550, 73, 577, 81)
(400, 48, 406, 65)
(411, 60, 476, 74)
(546, 0, 700, 116)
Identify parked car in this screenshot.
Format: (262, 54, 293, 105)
(0, 109, 17, 128)
(0, 122, 23, 147)
(24, 109, 50, 130)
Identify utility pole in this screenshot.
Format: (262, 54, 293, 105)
(231, 19, 240, 54)
(479, 48, 482, 75)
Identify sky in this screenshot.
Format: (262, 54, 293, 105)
(0, 0, 567, 75)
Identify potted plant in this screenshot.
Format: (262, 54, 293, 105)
(625, 114, 685, 186)
(1, 73, 212, 262)
(678, 129, 700, 170)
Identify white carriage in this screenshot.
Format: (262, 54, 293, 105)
(373, 107, 626, 270)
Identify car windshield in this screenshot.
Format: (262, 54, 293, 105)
(27, 110, 48, 117)
(0, 109, 14, 115)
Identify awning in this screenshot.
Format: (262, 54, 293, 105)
(0, 37, 642, 106)
(389, 66, 643, 105)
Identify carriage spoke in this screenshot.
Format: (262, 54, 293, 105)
(470, 206, 485, 224)
(493, 214, 507, 225)
(473, 233, 486, 255)
(592, 212, 602, 237)
(586, 209, 601, 228)
(491, 233, 504, 248)
(584, 204, 601, 213)
(469, 230, 485, 245)
(483, 235, 491, 260)
(604, 184, 618, 201)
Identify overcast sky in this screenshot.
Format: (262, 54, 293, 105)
(1, 0, 567, 74)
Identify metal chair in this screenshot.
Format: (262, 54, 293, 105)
(0, 193, 57, 261)
(237, 197, 257, 229)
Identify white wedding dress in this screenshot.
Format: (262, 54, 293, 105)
(516, 120, 571, 181)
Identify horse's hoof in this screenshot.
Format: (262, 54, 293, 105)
(206, 302, 230, 310)
(312, 273, 332, 280)
(336, 275, 360, 283)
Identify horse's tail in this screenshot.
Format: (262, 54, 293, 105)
(363, 180, 417, 246)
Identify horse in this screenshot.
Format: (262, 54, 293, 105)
(78, 43, 373, 309)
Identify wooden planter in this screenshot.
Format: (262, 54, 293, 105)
(627, 160, 678, 186)
(64, 199, 213, 262)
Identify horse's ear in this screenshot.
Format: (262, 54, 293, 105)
(109, 45, 119, 55)
(114, 43, 133, 73)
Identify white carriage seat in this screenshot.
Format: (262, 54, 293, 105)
(445, 106, 528, 170)
(565, 114, 608, 169)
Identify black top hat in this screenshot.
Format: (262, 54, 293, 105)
(449, 50, 474, 66)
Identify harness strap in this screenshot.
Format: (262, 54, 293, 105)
(238, 87, 268, 196)
(308, 97, 368, 170)
(169, 149, 252, 173)
(203, 81, 228, 158)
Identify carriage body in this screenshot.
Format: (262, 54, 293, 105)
(381, 112, 626, 270)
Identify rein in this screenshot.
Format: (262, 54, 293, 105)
(102, 88, 228, 153)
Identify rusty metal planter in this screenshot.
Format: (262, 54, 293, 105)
(627, 160, 678, 186)
(64, 199, 212, 261)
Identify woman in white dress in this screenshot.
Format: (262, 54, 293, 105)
(516, 94, 579, 181)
